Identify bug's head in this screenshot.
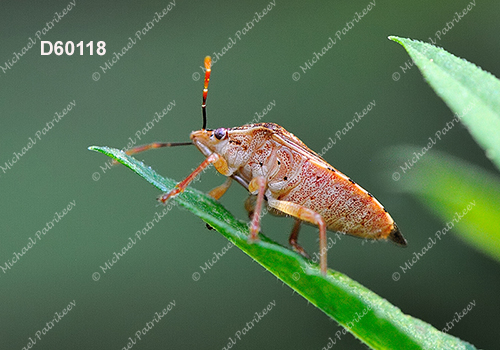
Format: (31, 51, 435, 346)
(190, 128, 229, 157)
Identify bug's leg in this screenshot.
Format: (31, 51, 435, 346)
(244, 195, 257, 219)
(205, 177, 233, 231)
(248, 176, 267, 240)
(268, 199, 328, 275)
(245, 195, 311, 259)
(245, 195, 311, 258)
(158, 153, 228, 204)
(289, 219, 311, 259)
(207, 177, 233, 200)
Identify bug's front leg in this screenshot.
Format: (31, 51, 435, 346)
(207, 177, 232, 200)
(248, 176, 267, 240)
(267, 199, 328, 275)
(158, 153, 229, 204)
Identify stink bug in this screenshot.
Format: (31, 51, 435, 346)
(125, 56, 407, 275)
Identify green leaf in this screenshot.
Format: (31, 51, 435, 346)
(90, 145, 478, 350)
(389, 36, 500, 171)
(385, 146, 500, 263)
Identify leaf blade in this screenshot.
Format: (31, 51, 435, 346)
(389, 35, 500, 171)
(384, 146, 500, 263)
(89, 145, 477, 350)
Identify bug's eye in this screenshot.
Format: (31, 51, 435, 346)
(214, 128, 227, 140)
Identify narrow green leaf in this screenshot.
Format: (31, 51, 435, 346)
(389, 36, 500, 171)
(385, 146, 500, 263)
(90, 145, 478, 350)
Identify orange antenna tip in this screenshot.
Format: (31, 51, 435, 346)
(204, 56, 212, 71)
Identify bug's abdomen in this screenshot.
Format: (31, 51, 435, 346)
(267, 155, 396, 241)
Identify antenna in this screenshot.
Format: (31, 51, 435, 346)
(202, 56, 212, 130)
(112, 58, 211, 163)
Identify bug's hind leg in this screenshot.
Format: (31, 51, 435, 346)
(289, 219, 311, 260)
(245, 197, 311, 259)
(268, 199, 328, 275)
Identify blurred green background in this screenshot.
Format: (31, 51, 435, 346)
(1, 0, 499, 349)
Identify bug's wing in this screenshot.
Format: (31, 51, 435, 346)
(240, 123, 349, 181)
(268, 126, 339, 172)
(246, 123, 329, 163)
(268, 124, 363, 199)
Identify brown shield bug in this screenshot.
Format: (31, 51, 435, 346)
(125, 56, 407, 275)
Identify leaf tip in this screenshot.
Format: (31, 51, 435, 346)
(88, 146, 109, 156)
(388, 35, 404, 45)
